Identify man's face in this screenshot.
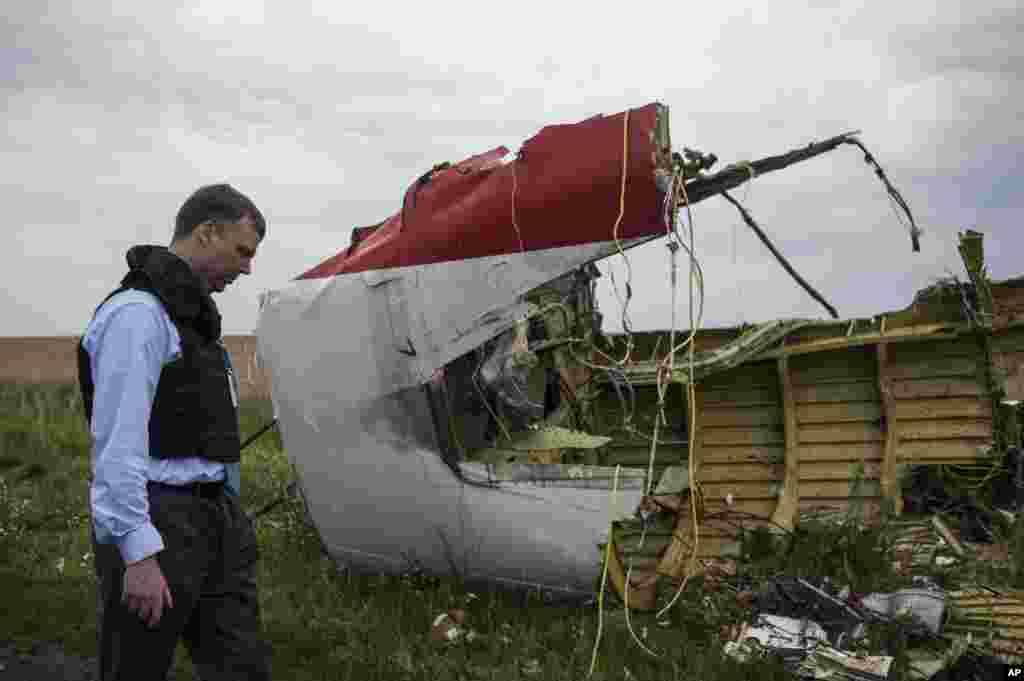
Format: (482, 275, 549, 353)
(192, 215, 262, 294)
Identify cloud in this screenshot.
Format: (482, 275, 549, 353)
(882, 3, 1024, 79)
(2, 0, 1022, 335)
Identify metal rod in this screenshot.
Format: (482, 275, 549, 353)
(240, 418, 278, 451)
(682, 131, 861, 205)
(721, 190, 839, 320)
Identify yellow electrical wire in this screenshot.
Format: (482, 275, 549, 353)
(589, 115, 711, 658)
(617, 166, 698, 652)
(592, 109, 670, 669)
(590, 112, 639, 676)
(627, 208, 679, 654)
(623, 395, 665, 658)
(624, 558, 660, 657)
(607, 108, 636, 367)
(657, 174, 703, 619)
(647, 168, 683, 498)
(588, 464, 621, 679)
(562, 109, 645, 440)
(661, 240, 705, 358)
(511, 161, 526, 253)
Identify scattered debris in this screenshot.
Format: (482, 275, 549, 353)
(731, 614, 830, 655)
(430, 609, 476, 643)
(931, 516, 966, 557)
(520, 658, 542, 675)
(250, 98, 1024, 678)
(861, 588, 946, 636)
(723, 616, 894, 680)
(676, 505, 1024, 678)
(798, 647, 893, 681)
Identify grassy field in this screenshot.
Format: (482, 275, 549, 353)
(1, 382, 1020, 680)
(0, 382, 786, 681)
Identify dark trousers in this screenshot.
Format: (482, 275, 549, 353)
(93, 483, 271, 681)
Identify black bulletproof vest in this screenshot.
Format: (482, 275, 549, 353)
(77, 245, 241, 463)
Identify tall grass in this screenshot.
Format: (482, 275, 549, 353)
(1, 382, 776, 681)
(4, 382, 1018, 680)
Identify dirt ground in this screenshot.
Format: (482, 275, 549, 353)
(0, 641, 97, 681)
(0, 335, 272, 401)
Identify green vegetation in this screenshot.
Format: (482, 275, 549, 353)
(1, 382, 1020, 680)
(0, 383, 748, 680)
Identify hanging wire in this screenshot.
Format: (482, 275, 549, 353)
(588, 464, 621, 679)
(619, 167, 688, 659)
(657, 172, 705, 619)
(606, 108, 637, 366)
(843, 138, 921, 252)
(510, 158, 527, 253)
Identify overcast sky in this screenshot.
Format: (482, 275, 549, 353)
(3, 1, 1021, 337)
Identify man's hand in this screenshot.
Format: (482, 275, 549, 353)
(122, 555, 174, 628)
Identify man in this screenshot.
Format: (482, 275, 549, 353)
(77, 184, 272, 680)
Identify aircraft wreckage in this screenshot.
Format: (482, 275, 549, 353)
(255, 102, 1024, 608)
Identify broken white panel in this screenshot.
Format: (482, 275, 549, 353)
(861, 589, 947, 635)
(739, 615, 829, 652)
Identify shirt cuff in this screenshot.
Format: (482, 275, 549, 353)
(117, 522, 165, 565)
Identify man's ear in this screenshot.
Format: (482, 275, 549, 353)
(197, 221, 219, 246)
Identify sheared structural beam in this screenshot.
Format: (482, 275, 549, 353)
(683, 132, 920, 253)
(682, 132, 859, 204)
(876, 341, 903, 515)
(771, 354, 800, 530)
(958, 230, 995, 325)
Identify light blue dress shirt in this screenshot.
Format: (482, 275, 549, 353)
(82, 289, 242, 564)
